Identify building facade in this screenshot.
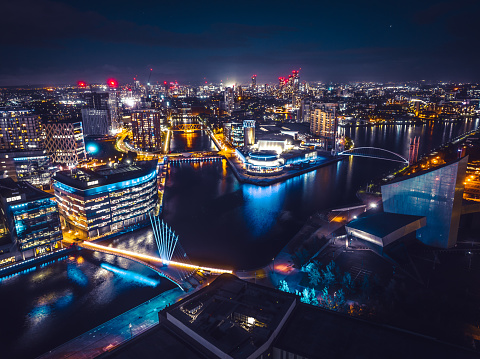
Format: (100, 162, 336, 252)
(381, 157, 468, 248)
(310, 105, 336, 138)
(0, 150, 52, 189)
(243, 120, 255, 147)
(43, 121, 86, 166)
(131, 110, 163, 152)
(0, 111, 42, 150)
(53, 160, 158, 239)
(0, 178, 62, 262)
(81, 109, 110, 136)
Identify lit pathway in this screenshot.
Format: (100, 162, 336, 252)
(37, 287, 186, 359)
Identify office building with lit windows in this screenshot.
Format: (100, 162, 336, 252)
(44, 121, 86, 166)
(0, 111, 42, 150)
(0, 150, 52, 189)
(0, 178, 62, 263)
(131, 110, 163, 152)
(53, 160, 158, 239)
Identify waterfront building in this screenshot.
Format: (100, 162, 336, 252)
(131, 110, 163, 152)
(53, 160, 158, 239)
(81, 109, 110, 136)
(381, 156, 468, 248)
(223, 122, 244, 147)
(244, 150, 284, 175)
(43, 121, 86, 166)
(0, 178, 62, 263)
(0, 150, 52, 189)
(309, 104, 337, 141)
(243, 120, 255, 147)
(0, 111, 42, 150)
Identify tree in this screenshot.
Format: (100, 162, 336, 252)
(301, 288, 312, 304)
(307, 264, 322, 287)
(278, 280, 290, 293)
(342, 272, 355, 294)
(320, 287, 333, 310)
(334, 289, 346, 311)
(321, 261, 336, 287)
(310, 288, 319, 306)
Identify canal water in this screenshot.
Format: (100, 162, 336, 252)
(1, 120, 478, 358)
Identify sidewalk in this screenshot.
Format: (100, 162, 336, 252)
(37, 288, 185, 359)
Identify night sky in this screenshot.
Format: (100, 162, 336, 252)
(1, 0, 480, 86)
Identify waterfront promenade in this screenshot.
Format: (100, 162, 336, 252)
(37, 287, 186, 359)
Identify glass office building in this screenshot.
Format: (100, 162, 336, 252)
(381, 157, 468, 248)
(0, 178, 62, 261)
(53, 160, 158, 239)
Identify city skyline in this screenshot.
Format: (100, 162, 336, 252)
(1, 0, 480, 86)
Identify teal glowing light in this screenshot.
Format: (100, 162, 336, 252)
(101, 263, 160, 287)
(86, 144, 99, 154)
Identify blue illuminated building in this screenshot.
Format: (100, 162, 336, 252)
(53, 160, 158, 239)
(0, 178, 62, 263)
(381, 156, 468, 248)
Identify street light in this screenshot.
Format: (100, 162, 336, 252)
(370, 203, 377, 209)
(129, 323, 132, 338)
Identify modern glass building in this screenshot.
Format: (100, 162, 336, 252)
(0, 150, 53, 189)
(53, 160, 158, 239)
(0, 178, 62, 262)
(381, 156, 468, 248)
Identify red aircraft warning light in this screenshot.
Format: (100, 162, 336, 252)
(77, 81, 87, 88)
(107, 78, 118, 88)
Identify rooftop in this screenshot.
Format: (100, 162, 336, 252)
(346, 211, 426, 239)
(0, 178, 52, 204)
(53, 160, 157, 191)
(165, 274, 296, 359)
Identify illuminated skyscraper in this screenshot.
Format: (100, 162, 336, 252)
(131, 110, 163, 152)
(224, 87, 234, 115)
(251, 75, 257, 91)
(309, 105, 336, 137)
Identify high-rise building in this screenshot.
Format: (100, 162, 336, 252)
(131, 110, 163, 152)
(0, 112, 42, 150)
(0, 150, 52, 189)
(0, 178, 62, 261)
(43, 121, 86, 166)
(309, 104, 337, 139)
(83, 92, 109, 111)
(53, 160, 158, 239)
(81, 109, 109, 136)
(223, 87, 234, 115)
(251, 74, 257, 90)
(381, 157, 468, 248)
